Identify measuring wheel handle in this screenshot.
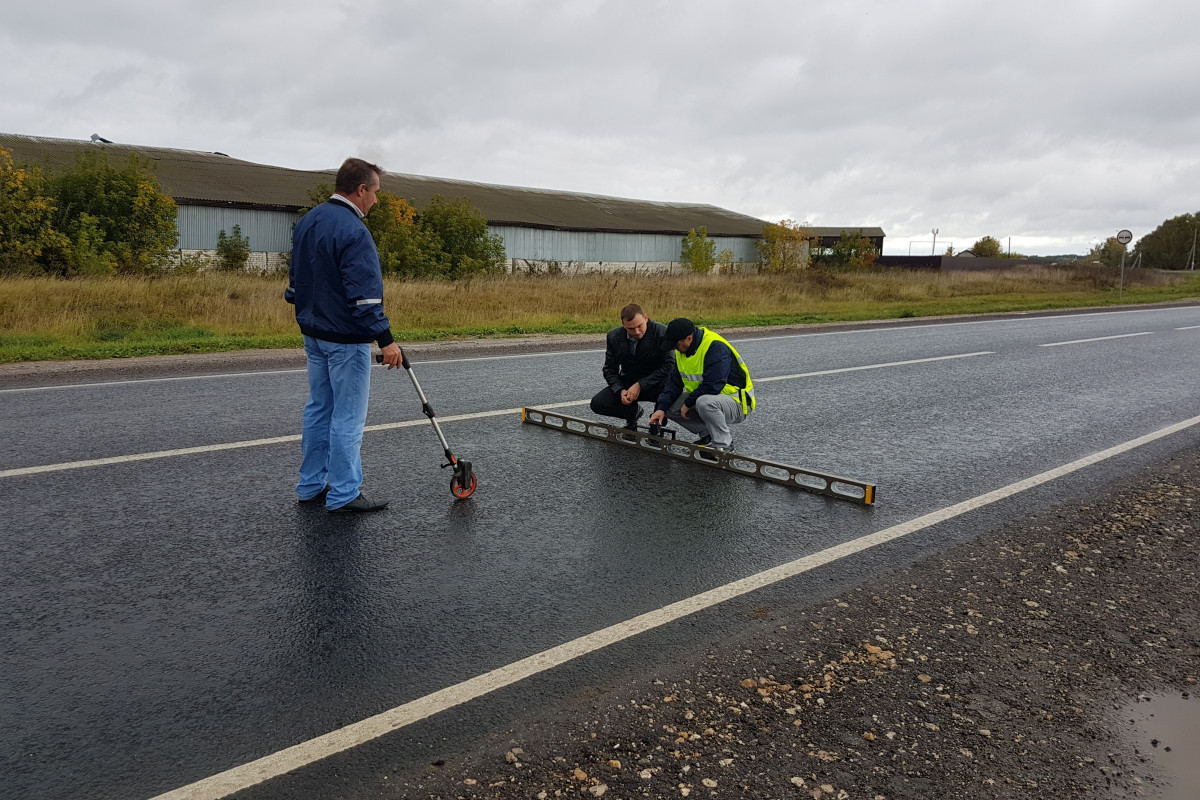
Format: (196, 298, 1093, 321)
(374, 352, 413, 369)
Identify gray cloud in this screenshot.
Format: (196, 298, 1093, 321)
(2, 0, 1196, 254)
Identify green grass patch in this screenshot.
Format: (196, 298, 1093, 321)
(1, 267, 1198, 363)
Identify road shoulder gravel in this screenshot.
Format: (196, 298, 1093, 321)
(391, 445, 1199, 799)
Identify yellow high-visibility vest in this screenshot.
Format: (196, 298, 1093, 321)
(676, 328, 755, 414)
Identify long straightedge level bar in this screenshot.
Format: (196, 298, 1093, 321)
(520, 407, 876, 505)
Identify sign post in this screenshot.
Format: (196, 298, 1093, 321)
(1116, 229, 1133, 301)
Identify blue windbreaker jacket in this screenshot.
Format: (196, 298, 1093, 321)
(285, 199, 394, 347)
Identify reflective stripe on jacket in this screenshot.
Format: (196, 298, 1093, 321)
(675, 328, 756, 414)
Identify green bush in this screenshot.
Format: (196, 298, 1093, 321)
(418, 195, 506, 279)
(680, 226, 717, 273)
(216, 224, 251, 271)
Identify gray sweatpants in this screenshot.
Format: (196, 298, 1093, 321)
(665, 393, 746, 447)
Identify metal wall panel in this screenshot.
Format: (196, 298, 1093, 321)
(174, 210, 762, 265)
(490, 226, 759, 264)
(176, 206, 298, 252)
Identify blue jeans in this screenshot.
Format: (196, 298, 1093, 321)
(298, 336, 372, 509)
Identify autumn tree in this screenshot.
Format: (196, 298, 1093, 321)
(366, 191, 446, 278)
(680, 226, 717, 273)
(301, 187, 505, 280)
(756, 219, 811, 272)
(0, 147, 68, 274)
(50, 150, 178, 274)
(1132, 213, 1199, 270)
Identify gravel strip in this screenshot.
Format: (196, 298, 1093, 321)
(392, 447, 1199, 799)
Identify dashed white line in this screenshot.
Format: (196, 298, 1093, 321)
(1175, 325, 1200, 331)
(1038, 332, 1154, 347)
(148, 411, 1200, 800)
(756, 351, 992, 382)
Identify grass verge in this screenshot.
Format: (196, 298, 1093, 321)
(2, 265, 1198, 363)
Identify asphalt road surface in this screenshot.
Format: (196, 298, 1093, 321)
(4, 305, 1200, 800)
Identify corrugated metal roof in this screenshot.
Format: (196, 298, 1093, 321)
(0, 133, 784, 237)
(0, 133, 886, 240)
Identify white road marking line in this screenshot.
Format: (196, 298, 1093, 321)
(1038, 332, 1154, 347)
(0, 401, 587, 480)
(1175, 325, 1200, 331)
(756, 351, 992, 382)
(0, 353, 986, 479)
(0, 369, 306, 394)
(149, 411, 1200, 800)
(731, 304, 1200, 343)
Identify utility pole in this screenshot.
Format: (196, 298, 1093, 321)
(1116, 229, 1133, 301)
(1189, 225, 1197, 271)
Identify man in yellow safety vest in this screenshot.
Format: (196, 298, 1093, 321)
(647, 318, 755, 451)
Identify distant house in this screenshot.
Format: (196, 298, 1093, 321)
(0, 133, 886, 272)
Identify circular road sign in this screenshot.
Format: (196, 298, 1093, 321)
(1116, 229, 1133, 244)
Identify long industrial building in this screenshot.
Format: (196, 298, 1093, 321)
(0, 133, 885, 272)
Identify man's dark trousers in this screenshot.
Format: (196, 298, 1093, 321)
(590, 378, 663, 425)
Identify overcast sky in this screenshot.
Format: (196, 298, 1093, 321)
(3, 1, 1197, 255)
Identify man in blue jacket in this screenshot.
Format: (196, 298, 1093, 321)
(286, 158, 403, 512)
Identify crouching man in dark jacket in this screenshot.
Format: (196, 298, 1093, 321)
(590, 303, 672, 429)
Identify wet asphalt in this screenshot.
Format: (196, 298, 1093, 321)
(4, 305, 1200, 800)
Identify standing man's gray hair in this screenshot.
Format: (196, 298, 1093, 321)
(335, 158, 383, 194)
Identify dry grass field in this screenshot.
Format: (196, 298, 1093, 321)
(1, 265, 1197, 362)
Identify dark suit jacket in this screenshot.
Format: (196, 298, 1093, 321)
(602, 319, 672, 396)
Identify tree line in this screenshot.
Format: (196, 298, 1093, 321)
(681, 220, 880, 274)
(0, 147, 178, 276)
(5, 144, 1196, 277)
(1089, 213, 1199, 270)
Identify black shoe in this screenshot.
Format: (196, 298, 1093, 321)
(329, 492, 389, 513)
(695, 434, 712, 446)
(298, 486, 330, 504)
(712, 441, 733, 452)
(623, 407, 645, 430)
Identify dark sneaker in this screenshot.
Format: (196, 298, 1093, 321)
(623, 406, 645, 430)
(694, 434, 712, 446)
(298, 486, 330, 504)
(712, 441, 733, 452)
(329, 493, 389, 513)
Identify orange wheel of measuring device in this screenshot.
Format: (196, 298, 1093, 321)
(450, 473, 477, 499)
